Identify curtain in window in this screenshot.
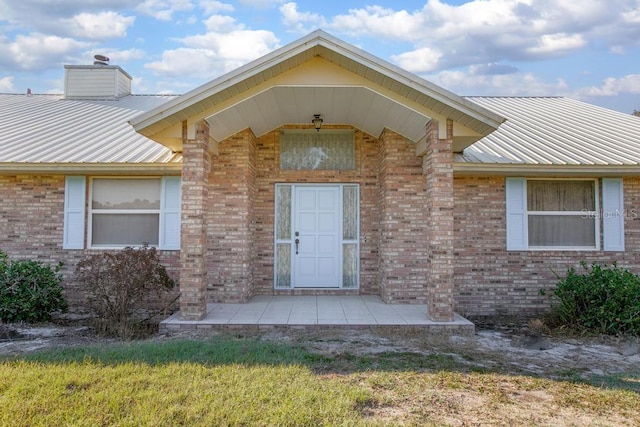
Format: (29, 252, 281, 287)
(527, 180, 596, 247)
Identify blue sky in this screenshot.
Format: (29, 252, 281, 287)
(0, 0, 639, 113)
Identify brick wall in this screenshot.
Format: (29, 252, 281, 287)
(454, 176, 640, 317)
(422, 120, 455, 321)
(206, 129, 256, 303)
(0, 174, 180, 313)
(377, 129, 429, 303)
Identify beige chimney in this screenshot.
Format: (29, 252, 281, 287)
(64, 61, 132, 100)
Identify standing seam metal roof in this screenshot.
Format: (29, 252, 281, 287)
(2, 93, 639, 167)
(0, 93, 181, 164)
(461, 97, 640, 165)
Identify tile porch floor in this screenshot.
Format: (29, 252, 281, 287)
(160, 295, 475, 335)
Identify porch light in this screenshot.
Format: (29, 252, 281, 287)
(312, 114, 323, 131)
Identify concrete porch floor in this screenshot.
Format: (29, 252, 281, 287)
(160, 295, 475, 335)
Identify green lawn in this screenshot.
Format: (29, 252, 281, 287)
(1, 336, 639, 426)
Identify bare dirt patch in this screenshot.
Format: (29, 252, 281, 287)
(1, 322, 639, 381)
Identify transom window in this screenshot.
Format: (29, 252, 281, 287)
(279, 130, 355, 170)
(90, 178, 161, 247)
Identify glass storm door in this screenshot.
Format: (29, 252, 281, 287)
(274, 184, 359, 290)
(293, 186, 341, 287)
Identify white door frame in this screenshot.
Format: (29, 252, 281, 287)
(274, 183, 360, 289)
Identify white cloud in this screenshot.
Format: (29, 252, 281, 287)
(93, 48, 146, 64)
(0, 76, 14, 91)
(526, 33, 586, 56)
(429, 68, 569, 97)
(146, 48, 219, 77)
(391, 47, 442, 73)
(180, 28, 279, 63)
(199, 0, 234, 15)
(0, 33, 91, 71)
(328, 0, 637, 72)
(203, 15, 238, 33)
(61, 11, 135, 39)
(577, 74, 640, 96)
(237, 0, 284, 8)
(147, 25, 280, 78)
(135, 0, 194, 21)
(331, 5, 423, 41)
(280, 2, 326, 33)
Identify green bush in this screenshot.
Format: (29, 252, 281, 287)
(553, 262, 640, 336)
(0, 252, 67, 323)
(75, 245, 175, 338)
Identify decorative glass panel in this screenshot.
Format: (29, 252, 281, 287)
(527, 180, 595, 211)
(276, 185, 292, 240)
(280, 131, 355, 170)
(92, 214, 159, 246)
(528, 215, 596, 247)
(343, 243, 358, 288)
(343, 185, 358, 240)
(275, 243, 291, 288)
(93, 178, 161, 209)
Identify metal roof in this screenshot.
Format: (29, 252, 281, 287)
(0, 93, 181, 165)
(460, 97, 640, 165)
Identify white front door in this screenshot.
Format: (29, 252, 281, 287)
(293, 186, 341, 287)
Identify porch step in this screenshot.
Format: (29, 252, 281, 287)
(159, 296, 475, 336)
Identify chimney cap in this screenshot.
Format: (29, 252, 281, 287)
(93, 54, 110, 66)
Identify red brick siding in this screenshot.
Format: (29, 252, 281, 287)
(0, 174, 180, 313)
(454, 176, 640, 317)
(377, 129, 429, 303)
(206, 129, 256, 303)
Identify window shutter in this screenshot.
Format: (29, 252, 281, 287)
(160, 176, 181, 250)
(602, 178, 624, 251)
(63, 176, 86, 249)
(505, 177, 528, 250)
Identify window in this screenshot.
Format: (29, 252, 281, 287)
(527, 180, 597, 248)
(506, 178, 625, 251)
(280, 130, 355, 170)
(63, 176, 181, 250)
(91, 178, 161, 247)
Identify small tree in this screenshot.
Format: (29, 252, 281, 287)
(75, 245, 175, 338)
(0, 252, 67, 323)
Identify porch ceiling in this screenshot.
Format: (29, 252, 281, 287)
(206, 85, 431, 143)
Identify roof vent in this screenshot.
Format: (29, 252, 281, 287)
(93, 54, 110, 66)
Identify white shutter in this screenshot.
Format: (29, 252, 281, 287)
(505, 177, 528, 251)
(63, 176, 86, 249)
(602, 178, 624, 251)
(160, 176, 181, 250)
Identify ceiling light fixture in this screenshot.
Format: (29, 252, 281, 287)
(312, 114, 323, 132)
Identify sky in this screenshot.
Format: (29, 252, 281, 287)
(0, 0, 639, 114)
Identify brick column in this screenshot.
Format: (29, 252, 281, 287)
(422, 119, 455, 321)
(179, 121, 211, 320)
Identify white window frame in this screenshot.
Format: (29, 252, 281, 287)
(88, 176, 179, 250)
(507, 177, 601, 251)
(525, 178, 599, 251)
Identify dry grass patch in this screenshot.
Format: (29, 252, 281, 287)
(1, 335, 639, 426)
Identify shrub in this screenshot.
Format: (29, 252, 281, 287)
(75, 246, 176, 338)
(553, 262, 640, 336)
(0, 252, 67, 323)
